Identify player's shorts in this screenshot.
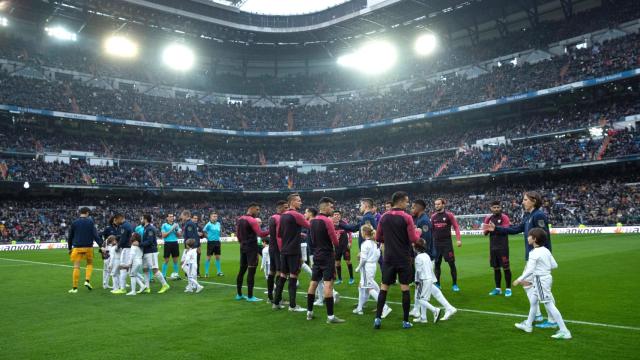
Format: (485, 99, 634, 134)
(300, 243, 308, 262)
(489, 248, 510, 269)
(280, 254, 301, 275)
(359, 262, 378, 289)
(269, 248, 281, 273)
(335, 243, 351, 261)
(207, 241, 221, 256)
(70, 247, 93, 262)
(164, 242, 179, 258)
(143, 252, 159, 270)
(240, 249, 259, 268)
(311, 256, 335, 282)
(381, 261, 412, 285)
(182, 263, 197, 278)
(532, 275, 554, 304)
(434, 242, 455, 262)
(119, 248, 131, 267)
(110, 252, 121, 276)
(415, 279, 433, 301)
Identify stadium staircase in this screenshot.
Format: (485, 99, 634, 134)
(191, 110, 205, 128)
(434, 159, 450, 177)
(100, 139, 112, 158)
(62, 84, 80, 113)
(492, 155, 508, 171)
(132, 101, 147, 121)
(597, 136, 612, 160)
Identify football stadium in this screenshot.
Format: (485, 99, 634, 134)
(0, 0, 639, 358)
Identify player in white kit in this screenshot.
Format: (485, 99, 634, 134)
(125, 234, 147, 295)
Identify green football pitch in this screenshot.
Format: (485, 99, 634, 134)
(1, 234, 639, 359)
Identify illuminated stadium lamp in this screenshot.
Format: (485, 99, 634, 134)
(104, 36, 138, 58)
(337, 40, 397, 75)
(45, 26, 77, 42)
(162, 43, 195, 71)
(414, 33, 437, 56)
(0, 16, 8, 27)
(23, 181, 30, 189)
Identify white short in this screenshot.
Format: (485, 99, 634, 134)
(300, 243, 308, 262)
(416, 279, 433, 301)
(143, 252, 159, 270)
(110, 254, 120, 276)
(130, 261, 143, 275)
(119, 248, 131, 270)
(359, 263, 378, 289)
(531, 275, 554, 304)
(182, 263, 197, 278)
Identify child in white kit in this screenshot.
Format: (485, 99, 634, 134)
(513, 228, 571, 340)
(260, 239, 270, 281)
(412, 238, 458, 322)
(182, 238, 204, 293)
(126, 233, 146, 296)
(353, 224, 391, 318)
(103, 236, 117, 289)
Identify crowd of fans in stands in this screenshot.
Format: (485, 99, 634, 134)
(1, 95, 638, 165)
(1, 176, 638, 242)
(1, 127, 638, 190)
(1, 0, 638, 96)
(0, 27, 638, 131)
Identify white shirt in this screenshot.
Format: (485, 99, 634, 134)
(107, 244, 117, 259)
(130, 245, 143, 265)
(517, 246, 558, 281)
(359, 239, 380, 263)
(414, 253, 435, 283)
(261, 246, 270, 268)
(183, 248, 198, 266)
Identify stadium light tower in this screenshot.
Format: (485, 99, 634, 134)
(162, 43, 195, 71)
(414, 33, 437, 56)
(337, 40, 397, 75)
(104, 36, 138, 58)
(45, 26, 77, 41)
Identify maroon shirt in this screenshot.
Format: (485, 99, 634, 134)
(278, 209, 311, 256)
(310, 214, 339, 261)
(236, 215, 269, 253)
(376, 209, 420, 264)
(430, 210, 461, 244)
(484, 213, 510, 250)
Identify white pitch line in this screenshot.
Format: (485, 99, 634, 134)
(2, 257, 639, 331)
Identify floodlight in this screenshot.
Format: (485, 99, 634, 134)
(415, 33, 437, 56)
(0, 17, 7, 27)
(45, 26, 77, 41)
(162, 43, 194, 71)
(336, 40, 397, 75)
(104, 36, 138, 58)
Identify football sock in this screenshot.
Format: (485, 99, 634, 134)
(267, 274, 275, 301)
(247, 267, 256, 298)
(402, 290, 411, 322)
(375, 289, 388, 319)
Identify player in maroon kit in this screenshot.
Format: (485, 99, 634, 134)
(305, 197, 345, 324)
(373, 191, 421, 330)
(430, 198, 462, 292)
(274, 193, 311, 312)
(483, 200, 512, 297)
(235, 203, 270, 302)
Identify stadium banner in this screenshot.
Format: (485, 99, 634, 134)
(2, 227, 639, 251)
(1, 68, 639, 138)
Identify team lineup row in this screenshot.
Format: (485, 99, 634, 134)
(65, 191, 571, 338)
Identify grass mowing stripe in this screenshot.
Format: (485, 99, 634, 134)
(2, 256, 638, 332)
